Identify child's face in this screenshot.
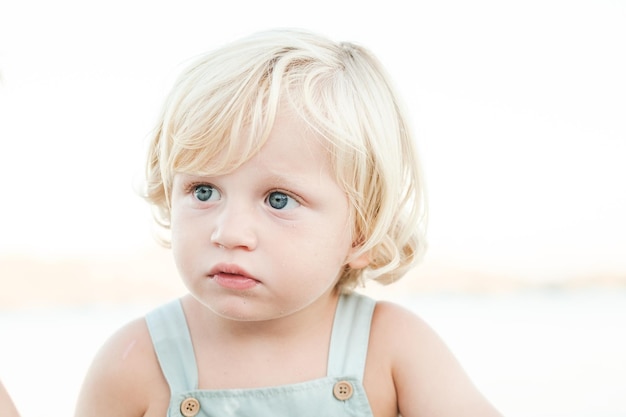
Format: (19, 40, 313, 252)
(169, 108, 363, 322)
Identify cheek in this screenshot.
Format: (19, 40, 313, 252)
(169, 208, 201, 269)
(169, 217, 186, 258)
(301, 222, 353, 268)
(170, 206, 205, 243)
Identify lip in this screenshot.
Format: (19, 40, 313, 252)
(208, 263, 260, 290)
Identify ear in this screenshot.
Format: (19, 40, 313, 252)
(347, 246, 370, 270)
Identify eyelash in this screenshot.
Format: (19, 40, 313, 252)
(185, 181, 212, 194)
(267, 189, 301, 210)
(184, 182, 302, 207)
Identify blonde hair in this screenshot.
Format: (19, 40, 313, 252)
(144, 28, 427, 289)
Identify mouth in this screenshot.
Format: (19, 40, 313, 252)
(208, 264, 260, 290)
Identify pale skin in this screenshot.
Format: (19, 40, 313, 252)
(0, 381, 20, 417)
(75, 107, 502, 417)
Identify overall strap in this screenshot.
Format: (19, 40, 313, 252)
(145, 299, 198, 393)
(326, 292, 376, 380)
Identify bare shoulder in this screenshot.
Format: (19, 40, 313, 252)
(369, 300, 434, 342)
(0, 381, 20, 417)
(368, 300, 503, 417)
(74, 317, 168, 417)
(369, 300, 452, 362)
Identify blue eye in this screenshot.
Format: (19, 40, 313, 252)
(267, 191, 299, 210)
(193, 185, 220, 202)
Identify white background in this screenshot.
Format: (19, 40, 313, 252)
(1, 0, 625, 284)
(1, 1, 626, 417)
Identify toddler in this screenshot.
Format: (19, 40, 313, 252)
(75, 28, 502, 417)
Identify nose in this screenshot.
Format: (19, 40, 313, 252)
(210, 205, 258, 251)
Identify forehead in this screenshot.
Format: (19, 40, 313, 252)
(254, 109, 332, 175)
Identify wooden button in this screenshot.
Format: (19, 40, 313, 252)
(333, 380, 354, 400)
(180, 397, 200, 417)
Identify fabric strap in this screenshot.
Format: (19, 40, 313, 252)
(146, 293, 376, 394)
(146, 299, 198, 392)
(326, 293, 375, 379)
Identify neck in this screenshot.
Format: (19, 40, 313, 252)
(182, 289, 341, 343)
(184, 290, 344, 389)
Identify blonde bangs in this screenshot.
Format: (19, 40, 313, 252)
(163, 59, 279, 178)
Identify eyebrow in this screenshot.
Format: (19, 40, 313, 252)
(264, 173, 309, 189)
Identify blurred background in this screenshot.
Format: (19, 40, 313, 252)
(1, 0, 625, 416)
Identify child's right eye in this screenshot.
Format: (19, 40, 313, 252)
(193, 184, 221, 202)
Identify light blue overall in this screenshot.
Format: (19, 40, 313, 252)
(145, 292, 377, 417)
